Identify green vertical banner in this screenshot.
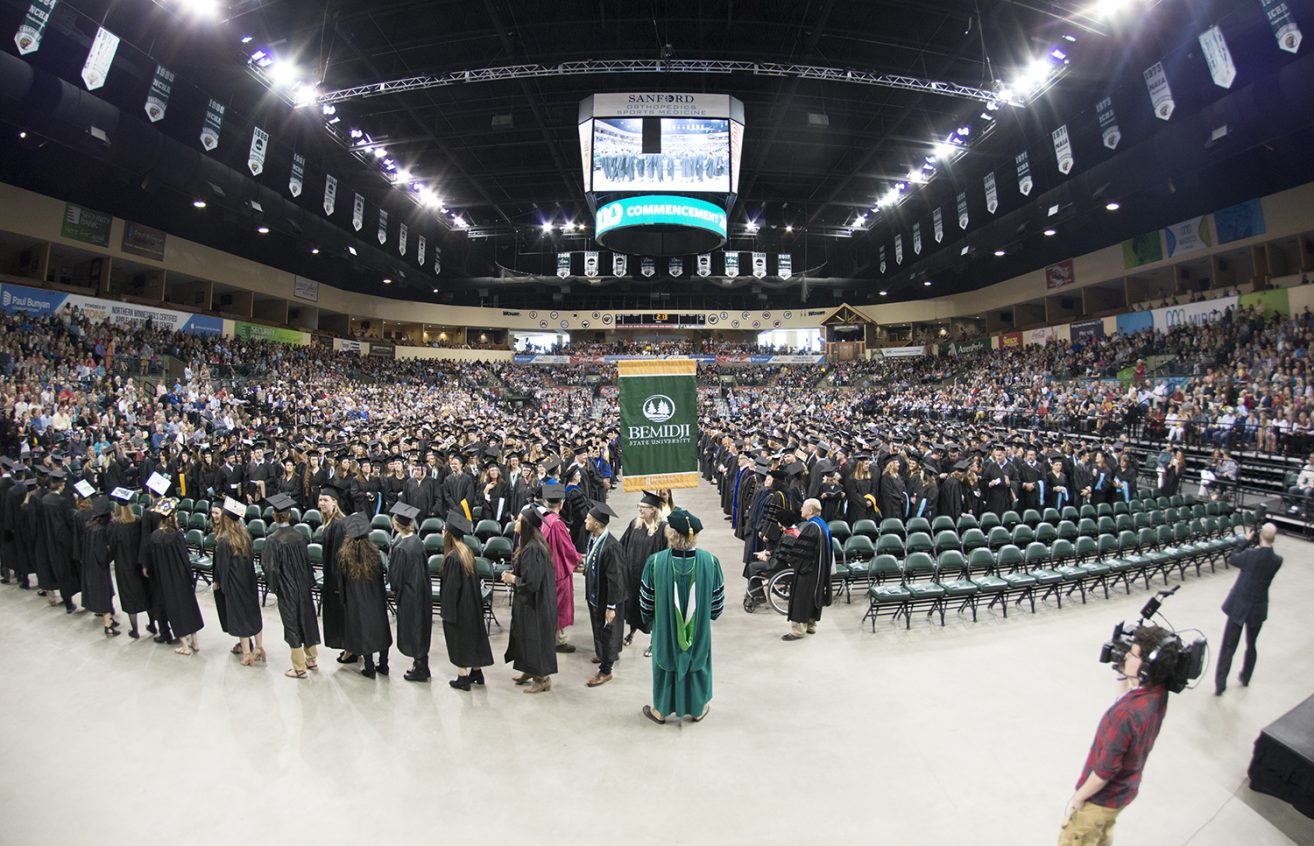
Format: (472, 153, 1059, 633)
(619, 359, 699, 492)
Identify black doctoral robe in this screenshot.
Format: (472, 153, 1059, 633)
(261, 525, 321, 648)
(341, 558, 392, 656)
(1045, 472, 1072, 511)
(79, 520, 115, 615)
(584, 531, 626, 664)
(563, 484, 591, 552)
(108, 519, 151, 614)
(619, 518, 667, 632)
(320, 517, 348, 649)
(387, 533, 432, 658)
(439, 550, 494, 669)
(783, 518, 833, 624)
(148, 528, 204, 637)
(214, 539, 262, 638)
(503, 541, 558, 677)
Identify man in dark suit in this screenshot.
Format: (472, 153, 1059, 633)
(1215, 522, 1283, 696)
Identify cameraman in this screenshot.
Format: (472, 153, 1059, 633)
(1060, 625, 1174, 846)
(1215, 522, 1283, 696)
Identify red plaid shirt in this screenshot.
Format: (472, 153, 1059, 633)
(1076, 685, 1169, 808)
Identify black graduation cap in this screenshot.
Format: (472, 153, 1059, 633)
(92, 496, 113, 517)
(1048, 453, 1066, 463)
(390, 501, 420, 524)
(110, 487, 136, 503)
(922, 461, 940, 474)
(49, 468, 66, 480)
(265, 493, 297, 512)
(344, 512, 371, 539)
(540, 482, 565, 501)
(640, 492, 664, 508)
(588, 501, 618, 524)
(786, 463, 805, 477)
(952, 459, 971, 472)
(319, 482, 348, 505)
(444, 509, 473, 537)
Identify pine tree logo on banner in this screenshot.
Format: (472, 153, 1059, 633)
(724, 252, 739, 277)
(248, 127, 269, 176)
(957, 192, 969, 229)
(669, 257, 684, 277)
(584, 251, 599, 277)
(1261, 0, 1303, 53)
(398, 223, 408, 256)
(1199, 26, 1237, 89)
(984, 172, 998, 214)
(612, 253, 627, 276)
(417, 235, 426, 267)
(1144, 61, 1175, 120)
(752, 251, 766, 278)
(289, 153, 305, 197)
(377, 209, 388, 244)
(351, 193, 364, 231)
(912, 223, 923, 255)
(879, 245, 887, 274)
(323, 175, 337, 216)
(642, 395, 676, 423)
(200, 99, 224, 152)
(1052, 125, 1074, 174)
(933, 207, 944, 243)
(81, 27, 119, 91)
(1097, 98, 1121, 150)
(145, 64, 173, 122)
(641, 256, 656, 277)
(557, 252, 571, 278)
(1016, 151, 1033, 196)
(778, 254, 793, 279)
(14, 0, 58, 56)
(697, 254, 711, 277)
(894, 235, 903, 265)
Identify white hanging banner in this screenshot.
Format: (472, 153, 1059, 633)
(14, 0, 58, 56)
(612, 253, 627, 276)
(200, 99, 224, 152)
(778, 254, 792, 279)
(1260, 0, 1303, 53)
(288, 153, 305, 198)
(957, 192, 969, 229)
(984, 172, 998, 214)
(584, 250, 599, 277)
(433, 249, 442, 275)
(81, 26, 119, 91)
(723, 252, 739, 277)
(1052, 125, 1074, 174)
(1097, 97, 1121, 150)
(351, 193, 364, 231)
(418, 235, 427, 267)
(145, 64, 173, 123)
(879, 245, 887, 274)
(1144, 61, 1175, 121)
(377, 209, 388, 244)
(932, 207, 944, 243)
(669, 257, 684, 277)
(1199, 26, 1237, 89)
(557, 252, 571, 278)
(696, 253, 711, 277)
(641, 256, 656, 277)
(912, 222, 922, 255)
(398, 223, 408, 256)
(1016, 151, 1033, 196)
(894, 235, 904, 265)
(751, 251, 767, 278)
(248, 127, 269, 176)
(323, 175, 337, 216)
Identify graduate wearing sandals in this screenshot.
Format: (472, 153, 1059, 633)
(640, 508, 725, 725)
(260, 494, 322, 679)
(214, 497, 265, 667)
(145, 499, 203, 655)
(439, 510, 493, 691)
(339, 513, 392, 678)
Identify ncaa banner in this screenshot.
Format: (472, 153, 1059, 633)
(613, 253, 627, 276)
(1097, 98, 1121, 150)
(377, 209, 388, 244)
(1016, 151, 1033, 196)
(1260, 0, 1303, 53)
(957, 192, 969, 229)
(1052, 124, 1074, 174)
(399, 222, 408, 256)
(433, 248, 442, 275)
(912, 222, 922, 255)
(323, 174, 337, 216)
(724, 252, 739, 277)
(14, 0, 58, 56)
(641, 256, 656, 277)
(418, 235, 427, 267)
(81, 26, 119, 91)
(778, 254, 793, 279)
(932, 207, 944, 243)
(248, 127, 269, 176)
(1144, 62, 1174, 120)
(145, 64, 173, 122)
(879, 244, 887, 274)
(669, 257, 684, 277)
(200, 99, 224, 151)
(618, 358, 699, 492)
(557, 252, 571, 278)
(352, 193, 364, 231)
(984, 172, 998, 213)
(289, 153, 305, 197)
(696, 253, 711, 277)
(584, 251, 599, 277)
(894, 235, 903, 265)
(1199, 26, 1237, 89)
(751, 251, 767, 278)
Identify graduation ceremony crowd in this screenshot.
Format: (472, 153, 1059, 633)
(0, 295, 1307, 721)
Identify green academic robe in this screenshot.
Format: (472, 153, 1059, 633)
(640, 547, 725, 719)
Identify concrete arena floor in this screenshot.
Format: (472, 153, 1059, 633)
(0, 478, 1312, 845)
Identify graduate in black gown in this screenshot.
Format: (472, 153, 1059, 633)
(500, 504, 558, 693)
(107, 489, 152, 638)
(40, 470, 78, 612)
(214, 497, 264, 666)
(843, 457, 877, 525)
(561, 464, 591, 553)
(338, 513, 392, 678)
(80, 497, 120, 638)
(937, 461, 968, 522)
(146, 500, 203, 655)
(261, 494, 322, 679)
(400, 464, 439, 519)
(583, 501, 626, 687)
(5, 477, 32, 589)
(387, 502, 432, 682)
(439, 510, 493, 690)
(877, 459, 907, 522)
(26, 471, 50, 596)
(980, 446, 1015, 516)
(619, 493, 667, 653)
(318, 483, 351, 661)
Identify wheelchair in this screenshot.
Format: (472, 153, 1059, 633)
(743, 565, 794, 615)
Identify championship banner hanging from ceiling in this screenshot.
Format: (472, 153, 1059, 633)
(1199, 25, 1237, 89)
(323, 175, 337, 216)
(201, 99, 224, 151)
(352, 193, 364, 231)
(641, 256, 656, 277)
(81, 26, 119, 91)
(417, 235, 426, 266)
(669, 257, 684, 277)
(894, 235, 903, 265)
(1260, 0, 1303, 53)
(752, 251, 766, 278)
(696, 253, 711, 277)
(984, 172, 998, 214)
(289, 153, 304, 197)
(145, 64, 173, 123)
(584, 250, 599, 277)
(912, 222, 922, 255)
(1052, 125, 1074, 174)
(778, 254, 793, 279)
(613, 253, 627, 276)
(618, 358, 699, 493)
(724, 252, 739, 277)
(879, 245, 887, 274)
(557, 252, 571, 278)
(1144, 61, 1175, 120)
(248, 127, 269, 176)
(433, 248, 442, 275)
(398, 222, 408, 256)
(957, 192, 969, 229)
(14, 0, 58, 56)
(932, 207, 944, 243)
(377, 209, 388, 243)
(1097, 98, 1121, 150)
(1016, 151, 1033, 196)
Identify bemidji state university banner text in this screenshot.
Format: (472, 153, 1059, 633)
(618, 359, 699, 492)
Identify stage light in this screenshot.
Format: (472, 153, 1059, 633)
(1063, 34, 1078, 42)
(267, 61, 299, 90)
(178, 0, 220, 20)
(980, 111, 994, 122)
(1094, 0, 1135, 19)
(541, 222, 553, 233)
(18, 131, 26, 139)
(383, 278, 392, 285)
(348, 127, 363, 139)
(240, 35, 253, 44)
(1013, 59, 1051, 97)
(1105, 201, 1121, 211)
(256, 226, 270, 234)
(291, 84, 317, 108)
(785, 225, 793, 233)
(192, 199, 207, 209)
(321, 104, 336, 116)
(957, 125, 971, 136)
(932, 141, 954, 161)
(395, 169, 411, 184)
(1050, 48, 1068, 62)
(372, 146, 387, 159)
(310, 247, 320, 255)
(994, 249, 1006, 257)
(1043, 228, 1057, 236)
(879, 290, 888, 296)
(923, 280, 933, 286)
(432, 288, 439, 294)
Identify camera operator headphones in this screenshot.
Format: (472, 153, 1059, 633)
(1137, 629, 1181, 686)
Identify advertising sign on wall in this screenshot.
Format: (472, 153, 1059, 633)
(0, 283, 221, 335)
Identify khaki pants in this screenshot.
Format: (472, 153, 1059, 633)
(291, 645, 319, 673)
(1058, 802, 1121, 846)
(789, 620, 818, 636)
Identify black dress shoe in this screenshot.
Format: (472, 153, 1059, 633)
(404, 668, 430, 682)
(555, 643, 576, 654)
(449, 676, 473, 691)
(128, 628, 140, 639)
(376, 663, 389, 676)
(336, 652, 359, 664)
(1239, 676, 1250, 688)
(146, 622, 157, 635)
(153, 635, 169, 644)
(361, 667, 377, 679)
(470, 669, 486, 686)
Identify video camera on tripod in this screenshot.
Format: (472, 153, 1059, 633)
(1098, 585, 1208, 693)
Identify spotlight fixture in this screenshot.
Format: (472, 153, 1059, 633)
(994, 249, 1006, 257)
(879, 290, 888, 296)
(310, 247, 320, 255)
(785, 225, 793, 233)
(923, 280, 933, 286)
(382, 278, 392, 285)
(192, 199, 207, 209)
(256, 226, 270, 234)
(1105, 202, 1121, 211)
(541, 222, 553, 233)
(18, 130, 27, 138)
(240, 35, 253, 44)
(1043, 228, 1057, 237)
(178, 0, 220, 20)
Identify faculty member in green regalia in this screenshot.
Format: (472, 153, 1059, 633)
(639, 507, 725, 724)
